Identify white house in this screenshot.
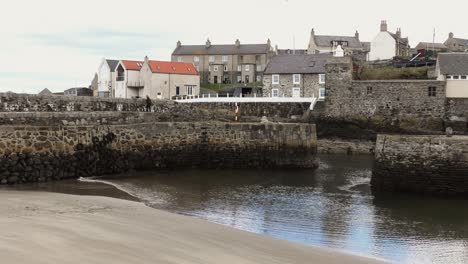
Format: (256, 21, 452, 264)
(114, 60, 144, 99)
(369, 21, 410, 61)
(139, 56, 200, 99)
(436, 53, 468, 98)
(97, 58, 119, 97)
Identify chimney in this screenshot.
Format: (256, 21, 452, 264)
(449, 32, 454, 39)
(355, 30, 359, 40)
(380, 20, 388, 32)
(275, 44, 279, 54)
(267, 38, 271, 47)
(205, 38, 211, 48)
(144, 56, 149, 63)
(311, 28, 315, 36)
(396, 28, 401, 38)
(235, 39, 240, 48)
(176, 40, 181, 48)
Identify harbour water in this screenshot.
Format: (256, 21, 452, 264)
(16, 155, 468, 263)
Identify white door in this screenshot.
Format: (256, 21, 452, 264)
(292, 88, 301, 98)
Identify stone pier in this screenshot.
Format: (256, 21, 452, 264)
(371, 134, 468, 197)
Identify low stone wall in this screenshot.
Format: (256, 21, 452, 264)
(317, 139, 374, 155)
(372, 134, 468, 197)
(0, 122, 317, 184)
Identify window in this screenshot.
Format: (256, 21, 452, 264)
(428, 86, 437, 97)
(453, 75, 460, 80)
(237, 65, 242, 72)
(209, 56, 215, 62)
(222, 56, 228, 62)
(208, 66, 211, 71)
(245, 65, 250, 72)
(319, 74, 326, 84)
(462, 76, 468, 80)
(186, 85, 194, 96)
(319, 88, 326, 99)
(272, 89, 279, 97)
(177, 57, 182, 62)
(446, 75, 452, 80)
(224, 65, 228, 72)
(256, 75, 261, 82)
(292, 88, 301, 98)
(237, 76, 242, 83)
(214, 65, 219, 72)
(256, 65, 262, 72)
(293, 74, 301, 84)
(194, 56, 199, 62)
(272, 74, 280, 84)
(367, 86, 373, 95)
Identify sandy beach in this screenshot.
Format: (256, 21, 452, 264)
(0, 191, 386, 264)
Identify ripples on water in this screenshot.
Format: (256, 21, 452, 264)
(85, 155, 468, 264)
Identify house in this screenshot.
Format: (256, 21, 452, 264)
(171, 39, 275, 84)
(64, 87, 93, 97)
(139, 56, 200, 99)
(97, 59, 119, 97)
(444, 33, 468, 52)
(307, 29, 366, 59)
(38, 88, 53, 96)
(114, 60, 144, 99)
(414, 42, 447, 53)
(435, 53, 468, 98)
(369, 21, 410, 61)
(262, 53, 331, 99)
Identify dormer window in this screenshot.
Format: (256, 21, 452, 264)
(172, 66, 176, 71)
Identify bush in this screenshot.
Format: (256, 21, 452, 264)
(355, 66, 432, 80)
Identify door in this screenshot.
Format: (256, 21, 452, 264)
(176, 86, 180, 96)
(292, 88, 301, 98)
(214, 76, 218, 84)
(245, 75, 250, 83)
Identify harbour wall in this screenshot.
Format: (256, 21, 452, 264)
(372, 134, 468, 197)
(0, 122, 317, 184)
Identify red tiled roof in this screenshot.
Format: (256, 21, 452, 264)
(148, 61, 198, 75)
(122, 60, 143, 71)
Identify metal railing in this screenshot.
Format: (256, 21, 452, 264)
(175, 93, 318, 110)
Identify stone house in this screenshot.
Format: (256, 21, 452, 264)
(138, 56, 200, 99)
(444, 33, 468, 52)
(307, 28, 366, 59)
(435, 53, 468, 98)
(171, 39, 275, 84)
(263, 54, 330, 99)
(414, 42, 447, 53)
(64, 87, 93, 97)
(369, 21, 410, 61)
(97, 59, 119, 97)
(114, 60, 144, 99)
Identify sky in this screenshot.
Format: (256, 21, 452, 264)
(1, 0, 467, 93)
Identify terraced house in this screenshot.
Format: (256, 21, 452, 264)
(262, 53, 330, 99)
(307, 28, 367, 59)
(171, 39, 275, 84)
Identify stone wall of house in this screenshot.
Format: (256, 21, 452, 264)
(262, 74, 321, 98)
(372, 134, 468, 197)
(446, 98, 468, 134)
(0, 122, 317, 184)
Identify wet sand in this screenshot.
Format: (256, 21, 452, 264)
(0, 190, 386, 264)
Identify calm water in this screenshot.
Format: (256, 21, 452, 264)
(80, 155, 466, 263)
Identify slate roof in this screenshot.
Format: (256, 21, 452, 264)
(148, 61, 198, 75)
(38, 88, 53, 96)
(416, 42, 447, 50)
(438, 53, 468, 75)
(389, 33, 409, 45)
(172, 44, 270, 55)
(451, 38, 468, 46)
(361, 42, 371, 52)
(276, 49, 308, 55)
(314, 35, 362, 49)
(264, 54, 331, 74)
(106, 59, 119, 72)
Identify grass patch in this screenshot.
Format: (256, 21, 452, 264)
(355, 66, 432, 80)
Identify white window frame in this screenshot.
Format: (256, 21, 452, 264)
(256, 65, 262, 72)
(208, 66, 211, 71)
(214, 65, 219, 72)
(319, 88, 326, 100)
(209, 56, 215, 62)
(272, 74, 280, 85)
(177, 57, 182, 62)
(222, 56, 228, 62)
(237, 65, 242, 72)
(256, 75, 261, 82)
(272, 89, 279, 97)
(292, 87, 301, 98)
(245, 65, 250, 72)
(224, 65, 228, 72)
(186, 86, 194, 96)
(293, 74, 301, 85)
(319, 74, 326, 84)
(194, 56, 199, 62)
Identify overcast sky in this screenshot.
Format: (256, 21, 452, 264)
(1, 0, 466, 93)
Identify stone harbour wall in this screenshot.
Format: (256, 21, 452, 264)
(372, 134, 468, 197)
(0, 122, 317, 184)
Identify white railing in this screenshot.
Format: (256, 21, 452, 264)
(175, 94, 318, 110)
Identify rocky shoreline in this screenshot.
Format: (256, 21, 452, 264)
(318, 138, 375, 155)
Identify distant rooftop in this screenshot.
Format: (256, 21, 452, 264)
(438, 53, 468, 75)
(264, 53, 331, 74)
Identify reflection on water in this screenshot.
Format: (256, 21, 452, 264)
(69, 155, 468, 263)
